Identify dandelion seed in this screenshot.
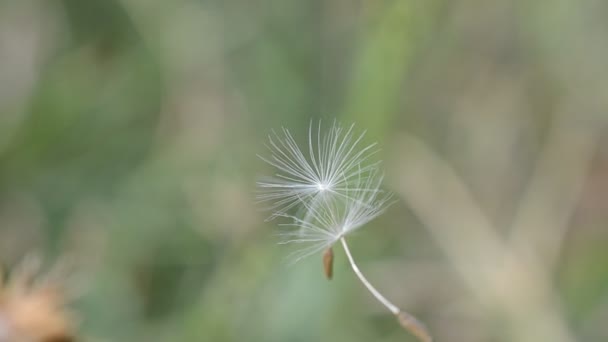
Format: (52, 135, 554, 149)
(258, 121, 433, 342)
(257, 120, 381, 220)
(276, 168, 392, 263)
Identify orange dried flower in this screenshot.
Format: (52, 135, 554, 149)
(0, 256, 77, 342)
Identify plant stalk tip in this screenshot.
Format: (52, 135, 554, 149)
(396, 311, 433, 342)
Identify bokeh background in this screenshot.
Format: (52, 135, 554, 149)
(1, 0, 608, 341)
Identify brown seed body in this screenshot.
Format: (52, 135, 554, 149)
(322, 247, 334, 280)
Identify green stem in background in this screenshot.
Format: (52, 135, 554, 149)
(339, 237, 432, 342)
(342, 0, 440, 142)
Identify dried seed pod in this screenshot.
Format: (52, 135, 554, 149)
(322, 247, 334, 280)
(396, 310, 433, 342)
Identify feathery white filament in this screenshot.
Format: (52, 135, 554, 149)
(257, 121, 380, 220)
(276, 168, 392, 263)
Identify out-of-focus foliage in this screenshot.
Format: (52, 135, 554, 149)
(0, 0, 607, 341)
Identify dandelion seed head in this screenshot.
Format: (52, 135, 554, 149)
(257, 120, 381, 220)
(257, 122, 430, 340)
(258, 120, 392, 263)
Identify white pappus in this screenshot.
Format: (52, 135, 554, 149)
(256, 120, 432, 342)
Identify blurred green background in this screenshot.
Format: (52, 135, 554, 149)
(1, 0, 607, 341)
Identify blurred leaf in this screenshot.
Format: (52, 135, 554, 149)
(343, 0, 439, 141)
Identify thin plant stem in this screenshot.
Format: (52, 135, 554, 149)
(340, 237, 432, 342)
